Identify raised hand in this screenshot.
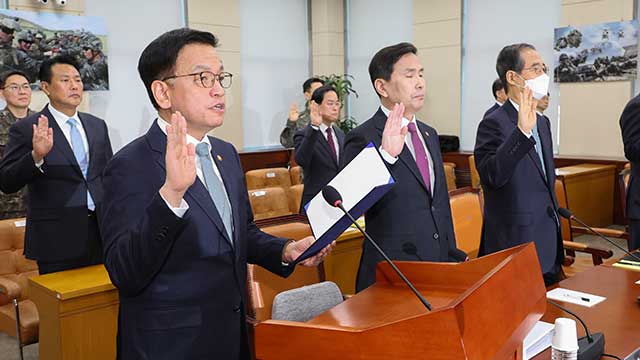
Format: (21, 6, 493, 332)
(381, 103, 408, 158)
(518, 86, 538, 134)
(31, 115, 53, 163)
(309, 101, 322, 126)
(282, 236, 336, 267)
(288, 102, 299, 122)
(159, 111, 196, 207)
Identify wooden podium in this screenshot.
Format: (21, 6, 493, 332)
(255, 243, 546, 360)
(29, 265, 118, 360)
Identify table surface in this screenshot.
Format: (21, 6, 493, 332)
(533, 265, 640, 359)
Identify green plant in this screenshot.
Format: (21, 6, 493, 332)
(318, 74, 359, 133)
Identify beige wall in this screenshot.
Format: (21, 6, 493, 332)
(311, 0, 344, 76)
(188, 0, 243, 148)
(558, 0, 633, 158)
(413, 0, 461, 136)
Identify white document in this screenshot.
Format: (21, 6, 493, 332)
(523, 321, 554, 360)
(305, 143, 393, 241)
(546, 288, 606, 308)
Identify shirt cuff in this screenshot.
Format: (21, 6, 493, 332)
(379, 146, 398, 165)
(519, 127, 533, 138)
(34, 158, 44, 173)
(310, 125, 320, 131)
(160, 193, 189, 218)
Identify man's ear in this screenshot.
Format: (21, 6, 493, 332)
(303, 91, 312, 101)
(152, 80, 172, 110)
(374, 79, 388, 98)
(39, 81, 50, 96)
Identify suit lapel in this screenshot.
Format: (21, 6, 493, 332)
(537, 115, 555, 185)
(418, 121, 439, 197)
(46, 107, 83, 177)
(147, 122, 234, 248)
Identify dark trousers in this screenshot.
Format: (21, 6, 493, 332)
(629, 219, 640, 251)
(37, 211, 103, 275)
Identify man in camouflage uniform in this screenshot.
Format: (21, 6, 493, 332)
(0, 17, 21, 76)
(0, 70, 34, 219)
(15, 30, 41, 83)
(279, 77, 324, 148)
(80, 36, 108, 90)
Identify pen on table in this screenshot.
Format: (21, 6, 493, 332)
(563, 293, 590, 302)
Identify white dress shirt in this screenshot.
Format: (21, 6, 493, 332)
(156, 117, 231, 219)
(318, 122, 339, 159)
(378, 105, 435, 193)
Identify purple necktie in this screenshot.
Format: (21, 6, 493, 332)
(407, 122, 431, 191)
(326, 127, 337, 162)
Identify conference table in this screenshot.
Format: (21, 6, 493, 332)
(533, 264, 640, 359)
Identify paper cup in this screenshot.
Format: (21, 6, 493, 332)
(552, 318, 579, 352)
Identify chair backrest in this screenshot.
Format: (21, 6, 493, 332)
(468, 155, 481, 189)
(554, 178, 573, 242)
(246, 221, 321, 322)
(449, 187, 483, 258)
(0, 218, 38, 303)
(289, 166, 303, 185)
(443, 162, 457, 191)
(271, 281, 343, 322)
(248, 187, 292, 220)
(245, 168, 291, 190)
(288, 184, 304, 213)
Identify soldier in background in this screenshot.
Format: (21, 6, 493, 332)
(0, 18, 21, 76)
(80, 36, 108, 90)
(15, 30, 41, 83)
(0, 70, 34, 219)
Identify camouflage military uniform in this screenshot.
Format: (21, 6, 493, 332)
(0, 43, 20, 75)
(81, 55, 109, 90)
(0, 108, 34, 219)
(279, 107, 310, 148)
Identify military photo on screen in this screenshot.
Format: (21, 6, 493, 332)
(0, 9, 108, 91)
(554, 20, 638, 83)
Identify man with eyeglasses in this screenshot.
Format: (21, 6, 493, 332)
(0, 55, 113, 274)
(0, 70, 34, 220)
(99, 28, 333, 360)
(474, 43, 563, 286)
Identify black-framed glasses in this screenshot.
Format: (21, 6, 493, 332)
(522, 64, 548, 76)
(162, 71, 233, 89)
(2, 84, 31, 92)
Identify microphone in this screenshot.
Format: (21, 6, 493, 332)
(557, 208, 640, 262)
(322, 186, 433, 311)
(403, 242, 468, 263)
(547, 299, 604, 360)
(402, 242, 424, 261)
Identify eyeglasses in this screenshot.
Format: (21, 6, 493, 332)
(162, 71, 233, 89)
(522, 64, 548, 76)
(2, 84, 31, 92)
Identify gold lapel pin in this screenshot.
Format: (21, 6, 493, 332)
(217, 155, 223, 161)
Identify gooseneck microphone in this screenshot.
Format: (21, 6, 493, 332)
(547, 299, 604, 360)
(557, 208, 640, 262)
(322, 185, 432, 311)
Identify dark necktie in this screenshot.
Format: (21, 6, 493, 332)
(326, 127, 337, 163)
(407, 122, 431, 191)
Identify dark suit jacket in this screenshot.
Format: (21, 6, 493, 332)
(0, 105, 112, 262)
(474, 100, 562, 275)
(100, 122, 293, 360)
(483, 102, 501, 119)
(342, 108, 459, 292)
(294, 124, 344, 211)
(619, 94, 640, 250)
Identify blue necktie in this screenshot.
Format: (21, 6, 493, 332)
(67, 118, 94, 211)
(195, 142, 233, 244)
(532, 125, 546, 178)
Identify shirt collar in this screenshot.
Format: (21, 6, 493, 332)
(496, 101, 504, 106)
(380, 104, 416, 127)
(48, 103, 79, 128)
(509, 98, 519, 112)
(156, 116, 212, 151)
(319, 122, 332, 133)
